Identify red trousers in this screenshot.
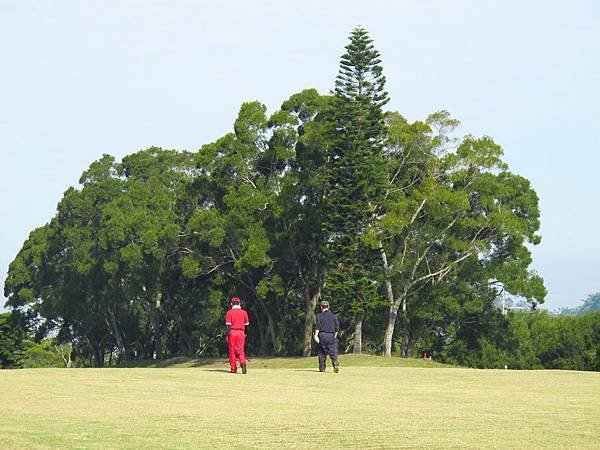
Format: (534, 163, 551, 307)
(227, 330, 246, 372)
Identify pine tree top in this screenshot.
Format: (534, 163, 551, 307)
(334, 27, 389, 108)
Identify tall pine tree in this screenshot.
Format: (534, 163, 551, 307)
(322, 27, 389, 353)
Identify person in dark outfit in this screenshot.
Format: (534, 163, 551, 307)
(314, 300, 340, 373)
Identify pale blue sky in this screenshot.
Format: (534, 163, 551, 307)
(1, 0, 599, 311)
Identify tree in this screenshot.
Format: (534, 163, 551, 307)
(101, 148, 193, 360)
(322, 27, 389, 353)
(379, 111, 545, 356)
(0, 312, 31, 368)
(20, 340, 66, 368)
(3, 28, 551, 367)
(4, 150, 196, 365)
(279, 89, 332, 355)
(186, 100, 300, 355)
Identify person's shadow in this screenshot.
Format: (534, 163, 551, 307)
(203, 368, 233, 373)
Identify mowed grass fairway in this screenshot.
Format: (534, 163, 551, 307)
(1, 356, 599, 449)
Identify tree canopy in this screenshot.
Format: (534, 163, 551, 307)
(3, 27, 553, 368)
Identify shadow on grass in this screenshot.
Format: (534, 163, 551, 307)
(117, 356, 227, 369)
(117, 355, 313, 370)
(116, 353, 455, 369)
(203, 368, 233, 373)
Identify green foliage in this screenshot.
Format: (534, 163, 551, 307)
(3, 27, 558, 369)
(0, 312, 31, 368)
(322, 27, 389, 336)
(21, 340, 65, 368)
(334, 27, 389, 109)
(435, 310, 600, 371)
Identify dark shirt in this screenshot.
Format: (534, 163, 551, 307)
(316, 310, 339, 334)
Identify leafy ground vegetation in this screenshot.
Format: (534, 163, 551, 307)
(1, 360, 599, 449)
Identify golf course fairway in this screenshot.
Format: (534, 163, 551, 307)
(1, 355, 599, 449)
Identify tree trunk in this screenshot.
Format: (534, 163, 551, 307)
(353, 315, 363, 354)
(384, 292, 407, 357)
(273, 326, 284, 355)
(66, 348, 73, 368)
(379, 243, 397, 357)
(258, 323, 268, 355)
(151, 292, 163, 360)
(266, 309, 279, 355)
(256, 296, 281, 355)
(173, 308, 193, 355)
(403, 327, 415, 358)
(250, 306, 268, 355)
(93, 342, 103, 367)
(108, 310, 128, 360)
(400, 297, 409, 357)
(383, 306, 397, 357)
(165, 290, 193, 355)
(302, 286, 321, 356)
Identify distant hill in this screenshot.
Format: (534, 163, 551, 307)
(556, 292, 600, 316)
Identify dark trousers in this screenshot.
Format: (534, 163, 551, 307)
(318, 332, 338, 371)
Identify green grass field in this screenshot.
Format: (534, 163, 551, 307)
(2, 355, 599, 449)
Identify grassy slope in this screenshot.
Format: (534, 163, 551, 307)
(117, 354, 453, 369)
(1, 360, 599, 449)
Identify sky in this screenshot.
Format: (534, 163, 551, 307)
(1, 0, 599, 311)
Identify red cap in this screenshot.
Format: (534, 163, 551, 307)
(231, 297, 241, 304)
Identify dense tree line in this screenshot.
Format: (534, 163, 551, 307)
(4, 307, 598, 371)
(442, 310, 600, 371)
(4, 28, 549, 367)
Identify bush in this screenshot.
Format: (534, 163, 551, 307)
(21, 340, 65, 368)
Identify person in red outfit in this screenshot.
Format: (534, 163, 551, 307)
(225, 296, 250, 374)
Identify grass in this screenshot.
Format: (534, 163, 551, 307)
(117, 353, 453, 369)
(1, 356, 599, 449)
